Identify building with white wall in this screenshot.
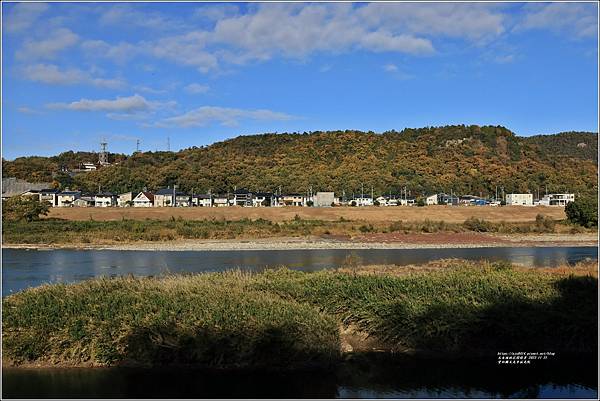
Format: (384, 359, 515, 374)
(506, 193, 533, 206)
(426, 194, 438, 205)
(314, 192, 335, 207)
(538, 193, 575, 206)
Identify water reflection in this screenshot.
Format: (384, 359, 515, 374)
(3, 355, 597, 399)
(2, 247, 597, 295)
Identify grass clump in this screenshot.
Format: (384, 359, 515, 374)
(252, 263, 598, 354)
(2, 273, 338, 368)
(3, 262, 597, 368)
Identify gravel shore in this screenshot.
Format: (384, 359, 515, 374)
(3, 233, 597, 251)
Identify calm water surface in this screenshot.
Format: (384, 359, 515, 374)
(3, 355, 597, 398)
(2, 247, 597, 295)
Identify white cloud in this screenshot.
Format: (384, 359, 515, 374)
(357, 3, 505, 43)
(382, 63, 414, 80)
(82, 3, 440, 73)
(155, 106, 294, 128)
(16, 28, 79, 60)
(143, 31, 218, 72)
(135, 85, 167, 95)
(383, 64, 399, 72)
(97, 4, 187, 31)
(4, 3, 49, 34)
(184, 83, 210, 94)
(48, 94, 153, 112)
(494, 54, 515, 64)
(517, 3, 598, 39)
(81, 40, 138, 64)
(193, 4, 239, 22)
(211, 3, 435, 60)
(17, 106, 42, 115)
(21, 64, 125, 89)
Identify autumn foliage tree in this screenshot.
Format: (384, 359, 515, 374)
(2, 196, 50, 222)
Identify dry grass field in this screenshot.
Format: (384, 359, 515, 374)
(46, 205, 567, 223)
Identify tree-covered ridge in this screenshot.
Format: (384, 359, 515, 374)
(2, 125, 598, 197)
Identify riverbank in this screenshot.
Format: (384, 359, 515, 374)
(3, 233, 597, 251)
(4, 214, 596, 248)
(3, 260, 597, 369)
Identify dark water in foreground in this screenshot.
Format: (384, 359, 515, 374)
(3, 355, 597, 398)
(2, 246, 597, 295)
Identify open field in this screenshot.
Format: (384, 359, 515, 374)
(3, 259, 597, 368)
(46, 205, 567, 223)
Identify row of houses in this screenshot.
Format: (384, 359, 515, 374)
(8, 186, 575, 208)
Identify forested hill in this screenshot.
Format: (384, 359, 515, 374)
(2, 125, 598, 197)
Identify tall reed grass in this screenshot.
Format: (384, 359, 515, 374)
(3, 261, 596, 368)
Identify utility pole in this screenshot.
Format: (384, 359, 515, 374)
(361, 183, 364, 206)
(167, 136, 170, 152)
(136, 139, 140, 153)
(173, 184, 177, 207)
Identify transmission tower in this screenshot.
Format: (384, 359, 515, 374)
(99, 140, 109, 165)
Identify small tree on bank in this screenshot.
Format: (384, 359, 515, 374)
(2, 196, 50, 222)
(565, 198, 598, 228)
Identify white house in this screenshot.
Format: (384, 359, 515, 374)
(282, 194, 304, 206)
(192, 194, 212, 207)
(56, 191, 81, 207)
(154, 188, 175, 207)
(425, 194, 438, 205)
(117, 192, 133, 207)
(73, 196, 95, 207)
(506, 193, 533, 206)
(213, 195, 230, 207)
(538, 193, 575, 206)
(252, 193, 272, 207)
(351, 197, 373, 207)
(375, 196, 388, 206)
(133, 191, 154, 207)
(81, 163, 96, 171)
(39, 188, 60, 206)
(94, 193, 116, 207)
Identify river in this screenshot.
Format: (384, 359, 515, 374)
(2, 246, 597, 295)
(3, 354, 597, 398)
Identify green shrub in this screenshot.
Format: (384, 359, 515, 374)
(565, 198, 598, 228)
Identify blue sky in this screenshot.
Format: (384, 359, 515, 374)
(2, 1, 598, 159)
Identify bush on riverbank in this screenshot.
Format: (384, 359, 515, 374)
(3, 261, 597, 368)
(566, 197, 598, 228)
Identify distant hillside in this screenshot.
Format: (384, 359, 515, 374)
(2, 125, 598, 197)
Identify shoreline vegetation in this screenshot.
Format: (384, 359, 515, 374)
(3, 259, 597, 369)
(2, 215, 597, 248)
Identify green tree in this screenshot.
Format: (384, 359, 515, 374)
(2, 196, 50, 222)
(565, 198, 598, 228)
